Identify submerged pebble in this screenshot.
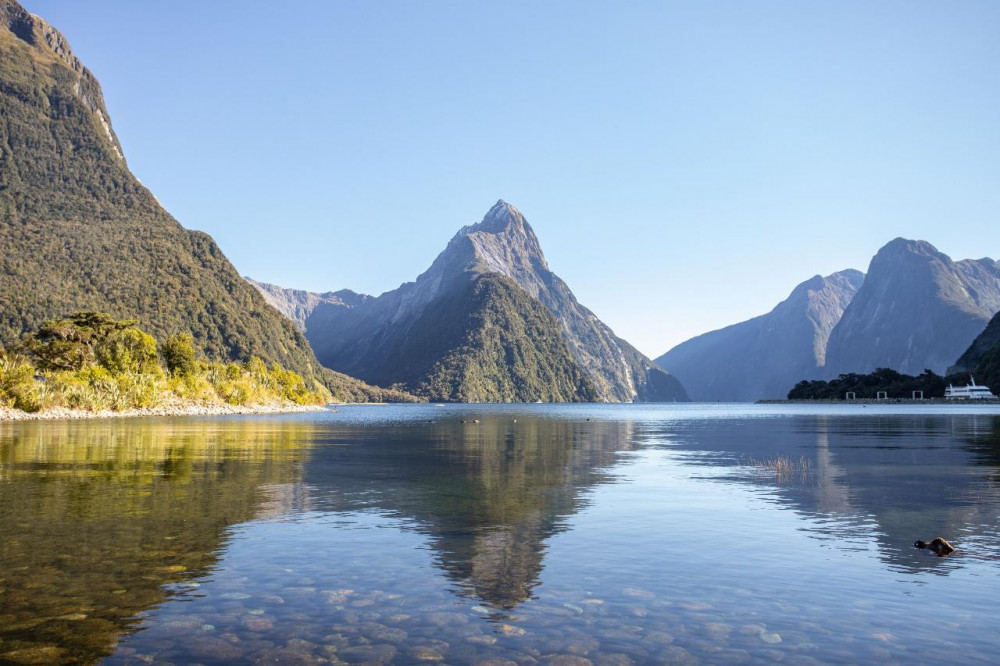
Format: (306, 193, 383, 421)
(759, 631, 782, 644)
(0, 646, 69, 665)
(409, 645, 446, 661)
(466, 635, 498, 646)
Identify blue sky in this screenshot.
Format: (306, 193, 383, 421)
(24, 1, 1000, 356)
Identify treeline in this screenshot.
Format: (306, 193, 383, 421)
(0, 312, 330, 413)
(788, 368, 961, 400)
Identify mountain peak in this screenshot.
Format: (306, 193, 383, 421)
(877, 238, 946, 261)
(826, 239, 1000, 376)
(302, 202, 689, 403)
(467, 199, 532, 236)
(1, 0, 125, 161)
(431, 201, 549, 284)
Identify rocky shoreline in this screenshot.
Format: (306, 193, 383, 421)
(0, 402, 328, 422)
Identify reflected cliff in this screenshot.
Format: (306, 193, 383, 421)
(0, 419, 316, 664)
(654, 413, 1000, 574)
(301, 416, 634, 609)
(0, 413, 635, 663)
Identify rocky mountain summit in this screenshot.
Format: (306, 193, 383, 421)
(255, 201, 688, 402)
(656, 270, 864, 401)
(824, 239, 1000, 377)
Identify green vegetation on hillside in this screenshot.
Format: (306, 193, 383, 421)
(1, 313, 330, 412)
(787, 368, 954, 400)
(342, 274, 599, 402)
(0, 9, 419, 406)
(418, 275, 600, 402)
(969, 342, 1000, 392)
(953, 310, 1000, 391)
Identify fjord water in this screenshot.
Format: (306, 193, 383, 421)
(2, 406, 999, 664)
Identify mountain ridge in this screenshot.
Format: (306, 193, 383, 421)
(824, 238, 1000, 376)
(253, 201, 688, 402)
(656, 269, 864, 401)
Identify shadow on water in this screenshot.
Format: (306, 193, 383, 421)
(0, 418, 316, 664)
(647, 413, 1000, 575)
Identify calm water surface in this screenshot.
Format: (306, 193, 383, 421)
(2, 404, 1000, 664)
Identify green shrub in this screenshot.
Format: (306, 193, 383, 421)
(0, 353, 43, 412)
(160, 333, 197, 377)
(114, 372, 161, 409)
(166, 372, 216, 403)
(3, 317, 327, 412)
(96, 328, 161, 376)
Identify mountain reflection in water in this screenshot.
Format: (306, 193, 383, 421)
(1, 406, 999, 664)
(300, 417, 635, 609)
(657, 413, 1000, 575)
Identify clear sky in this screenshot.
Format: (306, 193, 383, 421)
(23, 1, 1000, 357)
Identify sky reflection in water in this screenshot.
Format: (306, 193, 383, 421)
(1, 404, 999, 664)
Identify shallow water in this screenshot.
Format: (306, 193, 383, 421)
(2, 404, 1000, 664)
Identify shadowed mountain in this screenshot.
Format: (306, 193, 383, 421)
(951, 309, 1000, 390)
(656, 270, 863, 401)
(253, 201, 688, 403)
(824, 239, 1000, 377)
(0, 1, 408, 401)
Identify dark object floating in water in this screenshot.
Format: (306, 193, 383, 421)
(915, 537, 955, 556)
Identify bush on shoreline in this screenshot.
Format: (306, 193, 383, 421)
(0, 312, 330, 413)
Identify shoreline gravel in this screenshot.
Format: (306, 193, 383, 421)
(0, 402, 328, 422)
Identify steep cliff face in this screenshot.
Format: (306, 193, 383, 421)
(0, 1, 410, 401)
(824, 239, 1000, 376)
(656, 270, 864, 401)
(282, 201, 687, 402)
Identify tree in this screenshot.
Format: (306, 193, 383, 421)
(96, 328, 160, 375)
(19, 312, 137, 372)
(160, 333, 197, 377)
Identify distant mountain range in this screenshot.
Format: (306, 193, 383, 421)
(0, 0, 410, 402)
(252, 201, 688, 403)
(656, 270, 863, 402)
(824, 238, 1000, 377)
(7, 0, 998, 406)
(657, 238, 1000, 401)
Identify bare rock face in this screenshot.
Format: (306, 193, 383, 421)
(656, 270, 864, 401)
(824, 238, 1000, 377)
(246, 279, 371, 333)
(271, 201, 687, 402)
